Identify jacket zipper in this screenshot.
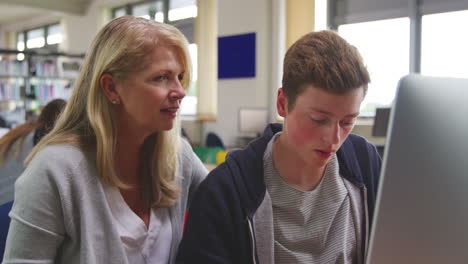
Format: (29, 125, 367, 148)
(247, 216, 257, 264)
(362, 187, 369, 261)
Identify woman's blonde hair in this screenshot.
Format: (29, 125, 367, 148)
(27, 16, 192, 208)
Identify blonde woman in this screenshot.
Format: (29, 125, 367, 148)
(2, 16, 207, 264)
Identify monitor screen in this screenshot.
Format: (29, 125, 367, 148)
(238, 108, 268, 136)
(366, 75, 468, 264)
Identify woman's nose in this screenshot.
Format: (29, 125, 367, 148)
(170, 80, 186, 101)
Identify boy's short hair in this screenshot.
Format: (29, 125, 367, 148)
(282, 30, 370, 109)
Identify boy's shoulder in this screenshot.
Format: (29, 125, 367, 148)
(342, 133, 377, 156)
(197, 142, 268, 207)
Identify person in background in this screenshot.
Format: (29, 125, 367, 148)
(181, 127, 193, 147)
(3, 16, 207, 264)
(0, 98, 66, 205)
(0, 115, 9, 129)
(177, 30, 381, 264)
(0, 116, 10, 138)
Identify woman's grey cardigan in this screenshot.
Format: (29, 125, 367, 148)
(2, 139, 207, 264)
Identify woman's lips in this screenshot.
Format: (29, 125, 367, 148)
(161, 107, 179, 117)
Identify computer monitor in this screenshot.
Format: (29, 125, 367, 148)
(238, 108, 269, 137)
(366, 75, 468, 264)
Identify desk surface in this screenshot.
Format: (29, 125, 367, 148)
(0, 128, 9, 138)
(203, 163, 217, 171)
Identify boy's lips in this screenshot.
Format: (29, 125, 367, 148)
(315, 149, 335, 159)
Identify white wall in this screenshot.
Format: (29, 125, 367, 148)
(61, 6, 103, 54)
(202, 0, 274, 147)
(61, 0, 137, 53)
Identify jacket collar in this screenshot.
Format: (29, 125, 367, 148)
(227, 123, 365, 216)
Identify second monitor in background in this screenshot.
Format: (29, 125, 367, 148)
(372, 107, 391, 137)
(372, 107, 391, 157)
(237, 108, 269, 146)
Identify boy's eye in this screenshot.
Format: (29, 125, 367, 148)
(311, 118, 327, 124)
(340, 120, 356, 127)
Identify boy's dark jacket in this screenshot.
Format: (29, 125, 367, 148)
(177, 123, 381, 263)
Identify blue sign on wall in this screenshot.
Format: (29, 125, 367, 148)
(218, 32, 256, 79)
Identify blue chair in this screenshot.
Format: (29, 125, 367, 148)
(0, 200, 13, 261)
(206, 132, 225, 150)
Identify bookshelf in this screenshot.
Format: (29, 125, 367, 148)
(0, 49, 84, 126)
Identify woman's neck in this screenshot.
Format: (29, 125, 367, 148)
(114, 120, 149, 185)
(114, 126, 151, 228)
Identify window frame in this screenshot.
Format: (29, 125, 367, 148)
(17, 23, 62, 51)
(328, 0, 468, 117)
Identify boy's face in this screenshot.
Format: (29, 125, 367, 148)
(277, 84, 365, 168)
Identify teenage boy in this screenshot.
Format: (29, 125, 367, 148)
(177, 30, 381, 264)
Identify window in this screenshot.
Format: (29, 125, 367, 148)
(180, 43, 197, 115)
(314, 0, 328, 31)
(26, 28, 45, 49)
(16, 33, 25, 51)
(338, 18, 410, 116)
(47, 24, 63, 45)
(132, 3, 152, 20)
(112, 0, 195, 38)
(421, 10, 468, 78)
(329, 0, 468, 117)
(16, 33, 25, 61)
(16, 23, 63, 61)
(169, 0, 197, 21)
(132, 1, 164, 22)
(112, 0, 197, 116)
(114, 7, 127, 18)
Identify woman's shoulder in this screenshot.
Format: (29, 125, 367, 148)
(178, 137, 198, 163)
(177, 137, 208, 181)
(178, 136, 191, 152)
(34, 143, 88, 163)
(26, 143, 95, 181)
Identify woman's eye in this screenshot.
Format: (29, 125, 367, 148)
(154, 75, 168, 82)
(178, 73, 184, 81)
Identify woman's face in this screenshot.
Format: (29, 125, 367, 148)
(115, 45, 186, 137)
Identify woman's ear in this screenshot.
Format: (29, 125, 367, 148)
(100, 73, 121, 104)
(277, 88, 288, 118)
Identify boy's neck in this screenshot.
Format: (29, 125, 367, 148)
(272, 134, 326, 192)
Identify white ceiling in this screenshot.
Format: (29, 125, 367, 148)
(0, 4, 48, 25)
(0, 0, 92, 25)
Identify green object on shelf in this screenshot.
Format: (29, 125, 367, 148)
(193, 146, 223, 164)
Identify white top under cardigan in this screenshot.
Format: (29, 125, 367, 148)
(104, 186, 172, 264)
(2, 138, 208, 264)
